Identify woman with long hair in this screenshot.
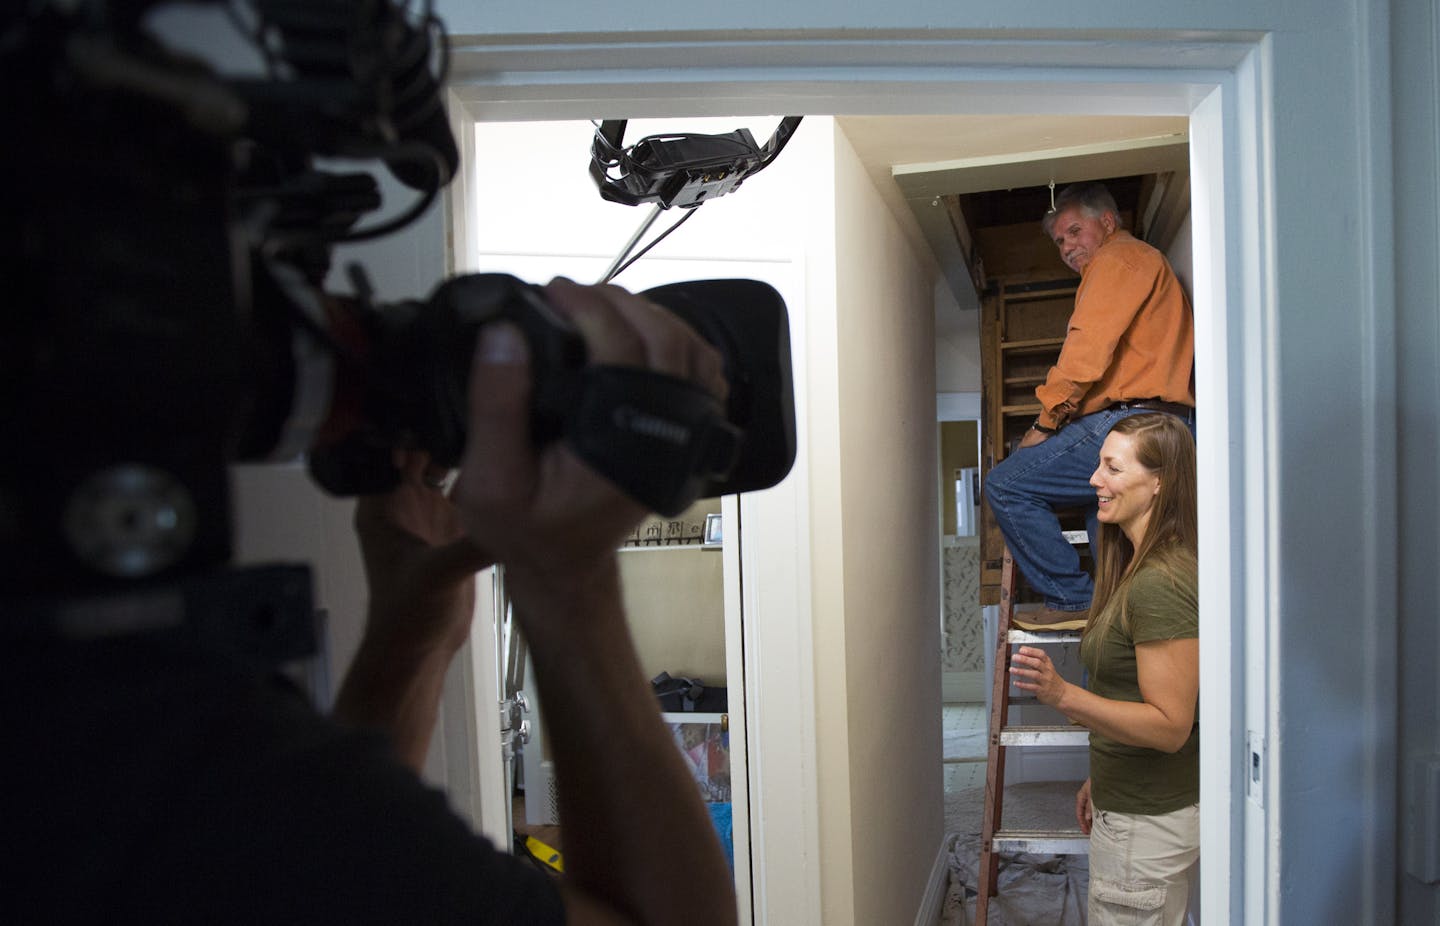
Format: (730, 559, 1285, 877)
(1009, 412, 1199, 925)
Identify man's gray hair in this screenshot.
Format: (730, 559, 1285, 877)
(1041, 181, 1121, 237)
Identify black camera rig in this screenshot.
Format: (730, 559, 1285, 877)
(588, 116, 804, 282)
(591, 118, 803, 210)
(1, 2, 798, 658)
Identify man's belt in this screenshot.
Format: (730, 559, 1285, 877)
(1112, 399, 1194, 420)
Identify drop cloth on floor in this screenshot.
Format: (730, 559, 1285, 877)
(942, 781, 1089, 926)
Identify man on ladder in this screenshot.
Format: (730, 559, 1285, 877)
(982, 181, 1195, 630)
(974, 182, 1198, 924)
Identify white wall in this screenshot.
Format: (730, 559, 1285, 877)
(465, 118, 804, 282)
(448, 2, 1271, 36)
(935, 308, 982, 394)
(1165, 212, 1195, 298)
(820, 121, 945, 926)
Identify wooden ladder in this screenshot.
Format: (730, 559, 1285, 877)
(974, 543, 1090, 925)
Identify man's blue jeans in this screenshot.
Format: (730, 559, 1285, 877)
(982, 406, 1193, 611)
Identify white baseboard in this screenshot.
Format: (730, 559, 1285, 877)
(943, 670, 985, 703)
(915, 834, 954, 926)
(1005, 745, 1089, 785)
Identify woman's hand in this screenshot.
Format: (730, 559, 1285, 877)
(1008, 645, 1071, 707)
(1076, 778, 1094, 834)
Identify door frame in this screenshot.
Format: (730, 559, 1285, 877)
(937, 392, 982, 703)
(441, 31, 1270, 924)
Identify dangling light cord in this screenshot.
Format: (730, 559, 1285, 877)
(1048, 178, 1057, 213)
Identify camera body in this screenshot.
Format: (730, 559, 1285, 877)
(2, 3, 795, 614)
(304, 272, 795, 518)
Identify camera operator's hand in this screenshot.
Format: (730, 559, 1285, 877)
(333, 449, 491, 771)
(355, 451, 488, 650)
(453, 277, 737, 926)
(453, 276, 727, 605)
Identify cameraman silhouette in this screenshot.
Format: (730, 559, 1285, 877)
(4, 1, 760, 919)
(8, 280, 739, 925)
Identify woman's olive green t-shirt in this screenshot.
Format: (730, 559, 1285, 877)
(1080, 562, 1199, 814)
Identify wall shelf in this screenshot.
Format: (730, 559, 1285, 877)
(1000, 337, 1065, 353)
(619, 543, 722, 553)
(981, 279, 1079, 604)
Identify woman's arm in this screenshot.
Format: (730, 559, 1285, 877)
(1009, 638, 1198, 753)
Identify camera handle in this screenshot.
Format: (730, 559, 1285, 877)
(564, 365, 740, 517)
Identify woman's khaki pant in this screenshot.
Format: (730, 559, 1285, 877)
(1088, 803, 1200, 925)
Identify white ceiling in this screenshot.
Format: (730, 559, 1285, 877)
(837, 114, 1188, 174)
(834, 114, 1190, 326)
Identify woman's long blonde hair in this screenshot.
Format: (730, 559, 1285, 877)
(1086, 413, 1197, 642)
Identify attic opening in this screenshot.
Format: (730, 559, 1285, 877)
(953, 167, 1192, 605)
(887, 123, 1191, 604)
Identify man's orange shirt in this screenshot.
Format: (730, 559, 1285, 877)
(1034, 229, 1194, 430)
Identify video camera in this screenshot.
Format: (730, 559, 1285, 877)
(1, 3, 797, 622)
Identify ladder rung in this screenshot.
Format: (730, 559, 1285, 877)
(980, 542, 1091, 925)
(992, 829, 1090, 855)
(998, 724, 1089, 747)
(1007, 628, 1082, 644)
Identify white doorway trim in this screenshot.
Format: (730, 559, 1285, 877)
(443, 30, 1269, 924)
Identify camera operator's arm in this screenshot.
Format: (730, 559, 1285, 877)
(455, 278, 736, 926)
(333, 451, 491, 772)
